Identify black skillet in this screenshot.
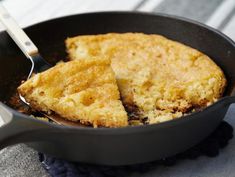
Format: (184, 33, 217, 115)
(0, 12, 235, 166)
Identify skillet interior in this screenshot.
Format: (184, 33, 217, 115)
(0, 12, 235, 104)
(0, 12, 235, 165)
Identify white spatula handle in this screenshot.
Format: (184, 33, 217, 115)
(0, 4, 38, 58)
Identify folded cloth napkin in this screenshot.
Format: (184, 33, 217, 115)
(39, 121, 233, 177)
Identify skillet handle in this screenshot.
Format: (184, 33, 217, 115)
(0, 103, 54, 149)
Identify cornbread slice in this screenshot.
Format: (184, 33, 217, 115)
(18, 58, 128, 128)
(66, 33, 226, 124)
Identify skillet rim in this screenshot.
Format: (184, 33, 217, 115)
(16, 11, 235, 48)
(1, 11, 235, 133)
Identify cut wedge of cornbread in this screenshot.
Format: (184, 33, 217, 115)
(18, 58, 128, 127)
(66, 33, 226, 124)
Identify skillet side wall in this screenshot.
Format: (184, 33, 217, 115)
(26, 98, 231, 165)
(0, 12, 235, 165)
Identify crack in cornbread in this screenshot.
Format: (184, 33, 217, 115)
(66, 33, 226, 124)
(18, 58, 128, 128)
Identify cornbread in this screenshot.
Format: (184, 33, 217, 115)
(66, 33, 226, 124)
(18, 58, 128, 128)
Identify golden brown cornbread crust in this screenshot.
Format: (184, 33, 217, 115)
(66, 33, 226, 124)
(18, 58, 128, 128)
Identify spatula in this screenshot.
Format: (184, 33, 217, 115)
(0, 4, 82, 126)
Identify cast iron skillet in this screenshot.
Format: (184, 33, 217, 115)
(0, 12, 235, 166)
